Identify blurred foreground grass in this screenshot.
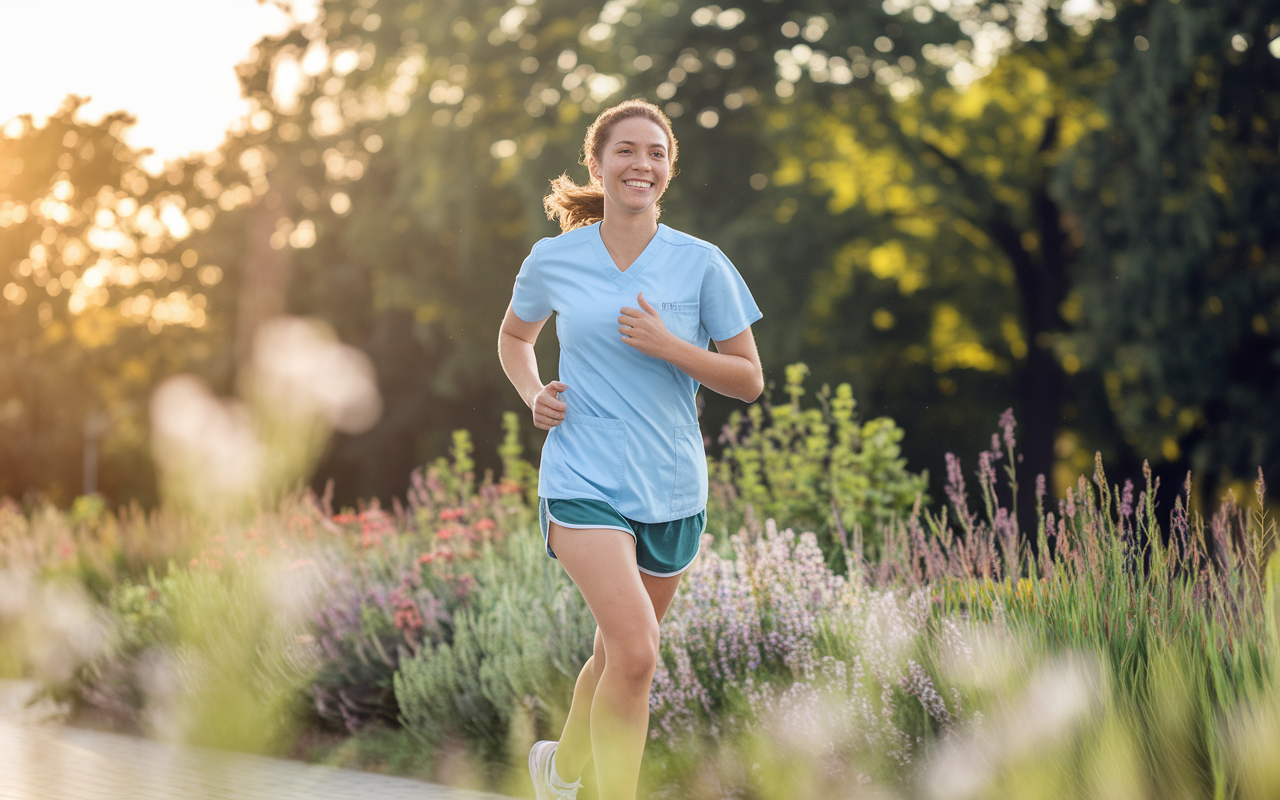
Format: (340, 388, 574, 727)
(1, 359, 1278, 799)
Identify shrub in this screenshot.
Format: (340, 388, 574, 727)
(394, 528, 595, 766)
(708, 363, 928, 566)
(310, 417, 534, 732)
(46, 554, 320, 754)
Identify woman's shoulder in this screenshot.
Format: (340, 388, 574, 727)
(656, 224, 720, 255)
(529, 222, 598, 257)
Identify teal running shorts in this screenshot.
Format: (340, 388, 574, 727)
(538, 497, 706, 577)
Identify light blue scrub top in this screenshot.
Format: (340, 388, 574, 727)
(510, 222, 762, 523)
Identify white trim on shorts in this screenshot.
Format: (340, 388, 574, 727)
(542, 504, 636, 542)
(633, 513, 708, 578)
(540, 498, 706, 577)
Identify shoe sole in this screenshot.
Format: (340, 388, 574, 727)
(529, 740, 551, 800)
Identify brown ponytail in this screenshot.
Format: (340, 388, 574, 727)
(543, 99, 679, 233)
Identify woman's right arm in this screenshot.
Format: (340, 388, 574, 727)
(498, 305, 568, 430)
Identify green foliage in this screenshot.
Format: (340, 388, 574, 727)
(47, 558, 317, 753)
(709, 363, 928, 564)
(0, 99, 225, 506)
(6, 403, 1280, 796)
(498, 410, 540, 513)
(1056, 0, 1280, 485)
(394, 529, 594, 766)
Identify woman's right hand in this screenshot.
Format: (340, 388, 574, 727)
(531, 381, 569, 430)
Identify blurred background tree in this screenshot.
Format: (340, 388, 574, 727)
(0, 99, 230, 506)
(1, 0, 1277, 515)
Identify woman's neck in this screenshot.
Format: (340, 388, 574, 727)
(598, 212, 659, 272)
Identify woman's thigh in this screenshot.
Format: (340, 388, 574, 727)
(640, 572, 683, 623)
(548, 523, 659, 662)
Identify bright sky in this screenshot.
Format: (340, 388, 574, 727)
(0, 0, 319, 172)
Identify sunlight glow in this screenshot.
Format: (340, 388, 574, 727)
(0, 0, 320, 171)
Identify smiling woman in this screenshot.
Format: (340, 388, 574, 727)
(498, 99, 763, 800)
(0, 0, 318, 169)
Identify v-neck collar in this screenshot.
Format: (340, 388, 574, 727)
(587, 222, 667, 290)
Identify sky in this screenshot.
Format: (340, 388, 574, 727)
(0, 0, 319, 172)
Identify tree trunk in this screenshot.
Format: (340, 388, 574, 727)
(998, 119, 1071, 539)
(235, 176, 296, 366)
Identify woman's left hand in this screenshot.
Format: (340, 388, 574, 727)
(619, 293, 677, 360)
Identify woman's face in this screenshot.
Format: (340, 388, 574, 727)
(590, 116, 672, 220)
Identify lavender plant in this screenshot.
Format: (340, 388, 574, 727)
(394, 528, 595, 768)
(645, 519, 967, 795)
(861, 409, 1278, 796)
(310, 417, 536, 732)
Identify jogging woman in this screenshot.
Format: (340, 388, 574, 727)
(498, 99, 763, 800)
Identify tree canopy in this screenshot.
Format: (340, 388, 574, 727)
(2, 0, 1277, 512)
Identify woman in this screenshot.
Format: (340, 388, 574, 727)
(498, 99, 763, 800)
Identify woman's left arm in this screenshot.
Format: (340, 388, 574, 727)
(619, 293, 763, 403)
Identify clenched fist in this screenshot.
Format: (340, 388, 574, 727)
(531, 381, 568, 430)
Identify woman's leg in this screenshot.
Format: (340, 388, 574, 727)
(545, 523, 683, 800)
(552, 627, 604, 782)
(554, 573, 684, 783)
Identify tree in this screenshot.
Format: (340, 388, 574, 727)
(0, 99, 227, 504)
(1058, 0, 1280, 504)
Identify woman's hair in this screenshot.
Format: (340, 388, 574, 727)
(543, 99, 679, 232)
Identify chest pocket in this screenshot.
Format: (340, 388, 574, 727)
(657, 301, 701, 343)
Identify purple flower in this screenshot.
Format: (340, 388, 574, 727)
(998, 408, 1017, 451)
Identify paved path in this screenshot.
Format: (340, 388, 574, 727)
(0, 681, 515, 800)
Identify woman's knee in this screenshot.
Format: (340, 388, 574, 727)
(605, 626, 660, 685)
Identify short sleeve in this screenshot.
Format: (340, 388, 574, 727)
(699, 247, 762, 341)
(510, 241, 553, 322)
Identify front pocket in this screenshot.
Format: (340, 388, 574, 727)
(658, 305, 701, 343)
(670, 422, 706, 515)
(556, 412, 627, 501)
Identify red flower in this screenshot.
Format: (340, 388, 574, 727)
(394, 602, 424, 637)
(332, 513, 358, 524)
(475, 518, 496, 531)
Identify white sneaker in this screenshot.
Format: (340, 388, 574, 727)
(529, 740, 581, 800)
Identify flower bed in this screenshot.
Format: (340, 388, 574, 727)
(2, 373, 1279, 798)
